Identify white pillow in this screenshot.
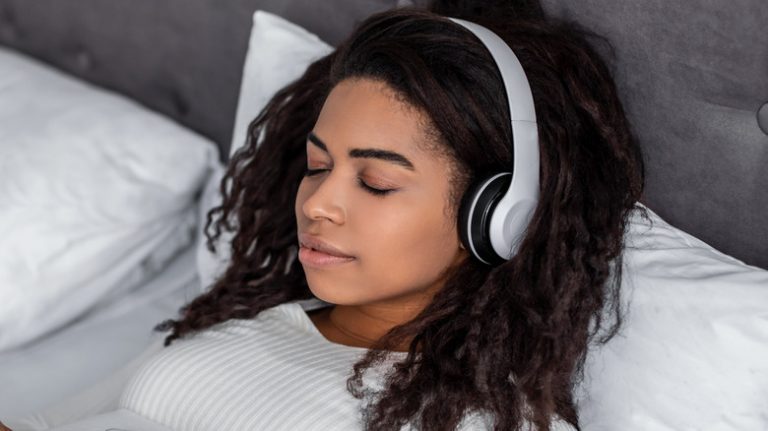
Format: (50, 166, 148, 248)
(195, 10, 333, 291)
(0, 46, 219, 351)
(576, 202, 768, 431)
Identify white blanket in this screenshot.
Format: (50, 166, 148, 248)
(47, 409, 174, 431)
(0, 245, 198, 419)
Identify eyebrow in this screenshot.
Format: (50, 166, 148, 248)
(307, 131, 416, 171)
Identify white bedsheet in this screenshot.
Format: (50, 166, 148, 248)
(0, 243, 200, 418)
(47, 409, 174, 431)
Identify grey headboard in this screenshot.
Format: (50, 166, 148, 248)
(536, 0, 768, 270)
(1, 0, 766, 270)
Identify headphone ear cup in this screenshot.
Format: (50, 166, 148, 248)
(458, 173, 512, 265)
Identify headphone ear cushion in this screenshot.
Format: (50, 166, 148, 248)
(458, 173, 512, 265)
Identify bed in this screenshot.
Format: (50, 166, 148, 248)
(0, 0, 766, 429)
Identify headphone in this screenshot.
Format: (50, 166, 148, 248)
(448, 17, 540, 266)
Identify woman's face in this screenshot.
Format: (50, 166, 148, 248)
(295, 78, 467, 308)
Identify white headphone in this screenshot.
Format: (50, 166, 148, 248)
(448, 17, 540, 265)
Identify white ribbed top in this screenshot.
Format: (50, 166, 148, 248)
(117, 299, 574, 431)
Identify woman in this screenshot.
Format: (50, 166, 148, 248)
(2, 1, 647, 430)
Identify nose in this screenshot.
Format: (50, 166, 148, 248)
(301, 172, 346, 225)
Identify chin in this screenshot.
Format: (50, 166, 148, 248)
(305, 278, 344, 305)
(306, 287, 338, 305)
(304, 279, 372, 307)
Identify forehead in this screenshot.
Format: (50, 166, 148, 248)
(311, 78, 438, 159)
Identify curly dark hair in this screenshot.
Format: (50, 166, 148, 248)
(155, 1, 648, 430)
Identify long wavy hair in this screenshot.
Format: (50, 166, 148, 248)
(156, 1, 648, 430)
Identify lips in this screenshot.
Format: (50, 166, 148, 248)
(298, 233, 354, 258)
(297, 233, 355, 268)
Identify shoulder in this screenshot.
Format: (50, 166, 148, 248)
(202, 301, 304, 332)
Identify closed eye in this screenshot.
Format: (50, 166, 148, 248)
(303, 168, 395, 197)
(356, 178, 394, 196)
(304, 168, 329, 178)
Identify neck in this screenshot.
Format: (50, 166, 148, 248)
(326, 296, 435, 352)
(309, 273, 456, 352)
(333, 305, 408, 337)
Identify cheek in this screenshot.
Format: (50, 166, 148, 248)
(361, 195, 458, 286)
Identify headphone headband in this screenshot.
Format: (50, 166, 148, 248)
(447, 18, 537, 124)
(448, 17, 541, 264)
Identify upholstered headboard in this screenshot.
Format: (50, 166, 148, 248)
(1, 0, 765, 269)
(536, 0, 768, 272)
